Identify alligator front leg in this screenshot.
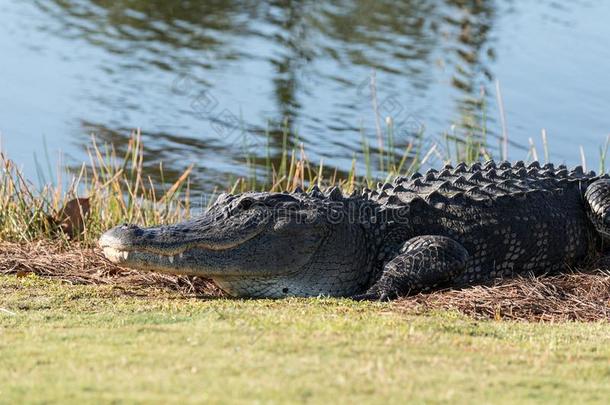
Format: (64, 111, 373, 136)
(353, 235, 469, 301)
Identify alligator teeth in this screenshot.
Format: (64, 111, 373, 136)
(168, 255, 174, 264)
(179, 253, 184, 259)
(101, 248, 129, 263)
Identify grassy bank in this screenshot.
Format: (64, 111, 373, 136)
(1, 130, 610, 324)
(1, 275, 609, 404)
(1, 129, 609, 403)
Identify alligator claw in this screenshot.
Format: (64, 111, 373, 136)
(352, 292, 391, 302)
(351, 292, 379, 301)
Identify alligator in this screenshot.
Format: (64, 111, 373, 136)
(99, 160, 610, 300)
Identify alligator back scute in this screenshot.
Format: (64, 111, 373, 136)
(384, 160, 606, 204)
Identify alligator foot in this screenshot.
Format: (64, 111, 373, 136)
(351, 292, 391, 302)
(355, 235, 469, 300)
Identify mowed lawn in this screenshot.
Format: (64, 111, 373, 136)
(0, 275, 609, 404)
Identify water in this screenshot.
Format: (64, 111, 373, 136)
(1, 0, 609, 191)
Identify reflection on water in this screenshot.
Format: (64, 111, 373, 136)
(0, 0, 609, 191)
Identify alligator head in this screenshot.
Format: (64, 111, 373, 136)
(99, 190, 372, 297)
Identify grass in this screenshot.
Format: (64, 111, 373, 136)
(1, 117, 609, 402)
(1, 275, 609, 404)
(0, 131, 193, 245)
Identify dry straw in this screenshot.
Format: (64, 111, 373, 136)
(396, 271, 610, 322)
(0, 241, 221, 297)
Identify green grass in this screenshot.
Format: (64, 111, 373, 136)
(1, 275, 609, 404)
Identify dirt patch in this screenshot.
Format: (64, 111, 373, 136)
(1, 241, 609, 321)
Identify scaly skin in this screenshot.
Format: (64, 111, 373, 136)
(99, 160, 610, 300)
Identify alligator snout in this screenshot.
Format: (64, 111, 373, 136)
(99, 223, 144, 247)
(99, 208, 272, 267)
(98, 223, 146, 264)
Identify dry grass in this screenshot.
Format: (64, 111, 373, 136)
(0, 131, 193, 245)
(396, 271, 610, 322)
(1, 241, 608, 322)
(0, 241, 221, 298)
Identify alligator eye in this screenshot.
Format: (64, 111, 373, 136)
(237, 198, 254, 210)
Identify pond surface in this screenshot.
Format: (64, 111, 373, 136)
(1, 0, 609, 191)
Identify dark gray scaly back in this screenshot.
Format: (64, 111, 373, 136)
(368, 160, 603, 204)
(358, 160, 608, 288)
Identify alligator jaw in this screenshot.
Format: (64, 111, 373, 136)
(99, 242, 247, 267)
(98, 219, 268, 273)
(100, 244, 195, 272)
(99, 238, 256, 262)
(96, 190, 375, 297)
